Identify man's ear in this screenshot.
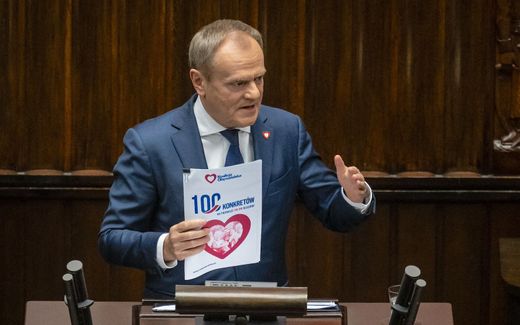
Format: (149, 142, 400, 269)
(190, 69, 206, 97)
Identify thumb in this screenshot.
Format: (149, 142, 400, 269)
(334, 154, 348, 177)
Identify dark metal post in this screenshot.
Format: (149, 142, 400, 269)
(389, 265, 421, 325)
(65, 260, 94, 325)
(404, 279, 427, 325)
(63, 273, 81, 325)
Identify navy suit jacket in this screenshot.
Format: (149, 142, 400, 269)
(98, 95, 375, 298)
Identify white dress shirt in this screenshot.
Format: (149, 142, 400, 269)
(156, 96, 373, 269)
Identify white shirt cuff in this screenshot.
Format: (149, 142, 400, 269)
(341, 182, 373, 215)
(156, 233, 178, 269)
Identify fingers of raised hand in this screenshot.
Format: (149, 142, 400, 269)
(334, 155, 347, 176)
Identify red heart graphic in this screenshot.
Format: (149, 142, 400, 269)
(205, 174, 216, 183)
(203, 214, 251, 259)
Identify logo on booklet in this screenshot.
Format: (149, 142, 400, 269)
(205, 174, 216, 184)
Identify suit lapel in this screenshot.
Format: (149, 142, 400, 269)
(251, 109, 273, 199)
(169, 97, 208, 170)
(169, 99, 272, 195)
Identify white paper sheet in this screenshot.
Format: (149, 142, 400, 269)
(183, 160, 262, 280)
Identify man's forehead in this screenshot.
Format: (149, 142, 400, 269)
(210, 36, 265, 80)
(214, 39, 262, 60)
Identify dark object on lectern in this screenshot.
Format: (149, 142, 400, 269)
(176, 285, 307, 323)
(63, 260, 94, 325)
(63, 274, 81, 325)
(67, 261, 90, 302)
(404, 279, 426, 325)
(389, 265, 426, 325)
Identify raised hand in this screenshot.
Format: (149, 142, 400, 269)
(334, 154, 368, 203)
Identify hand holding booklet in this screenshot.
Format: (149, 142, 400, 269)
(183, 160, 263, 280)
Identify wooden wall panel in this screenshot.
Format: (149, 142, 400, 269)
(69, 199, 144, 301)
(391, 0, 446, 173)
(0, 197, 145, 325)
(112, 0, 170, 160)
(0, 0, 507, 175)
(23, 200, 69, 299)
(261, 0, 306, 117)
(348, 204, 391, 302)
(287, 204, 393, 303)
(69, 200, 112, 300)
(0, 1, 25, 171)
(107, 266, 144, 301)
(348, 0, 395, 172)
(304, 0, 356, 169)
(0, 200, 26, 325)
(218, 0, 260, 22)
(22, 0, 70, 171)
(163, 1, 199, 115)
(395, 204, 438, 299)
(164, 1, 193, 110)
(285, 202, 306, 287)
(71, 1, 116, 171)
(298, 209, 346, 299)
(443, 0, 494, 172)
(441, 204, 488, 325)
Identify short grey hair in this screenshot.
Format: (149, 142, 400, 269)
(189, 19, 263, 76)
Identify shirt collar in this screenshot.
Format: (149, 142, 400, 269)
(193, 96, 251, 136)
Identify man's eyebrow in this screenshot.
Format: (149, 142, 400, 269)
(225, 70, 266, 83)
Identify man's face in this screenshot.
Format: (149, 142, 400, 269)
(190, 33, 266, 128)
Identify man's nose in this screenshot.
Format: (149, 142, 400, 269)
(244, 81, 261, 99)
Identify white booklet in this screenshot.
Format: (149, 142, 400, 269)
(183, 160, 262, 280)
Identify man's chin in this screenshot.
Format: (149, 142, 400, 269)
(233, 107, 258, 125)
(233, 114, 258, 128)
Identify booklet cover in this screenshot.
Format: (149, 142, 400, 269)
(183, 160, 262, 280)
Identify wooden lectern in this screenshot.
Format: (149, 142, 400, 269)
(25, 301, 453, 325)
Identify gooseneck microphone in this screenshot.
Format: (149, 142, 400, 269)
(389, 265, 426, 325)
(63, 260, 94, 325)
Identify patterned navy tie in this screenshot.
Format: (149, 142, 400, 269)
(220, 129, 244, 166)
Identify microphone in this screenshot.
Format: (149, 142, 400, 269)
(404, 279, 427, 325)
(63, 273, 80, 325)
(389, 265, 421, 325)
(63, 260, 94, 325)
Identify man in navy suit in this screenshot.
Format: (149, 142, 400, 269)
(98, 19, 375, 298)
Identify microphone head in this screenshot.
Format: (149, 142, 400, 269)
(66, 260, 83, 273)
(404, 265, 421, 278)
(415, 279, 427, 287)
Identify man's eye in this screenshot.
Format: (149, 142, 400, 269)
(234, 81, 247, 87)
(254, 76, 263, 83)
